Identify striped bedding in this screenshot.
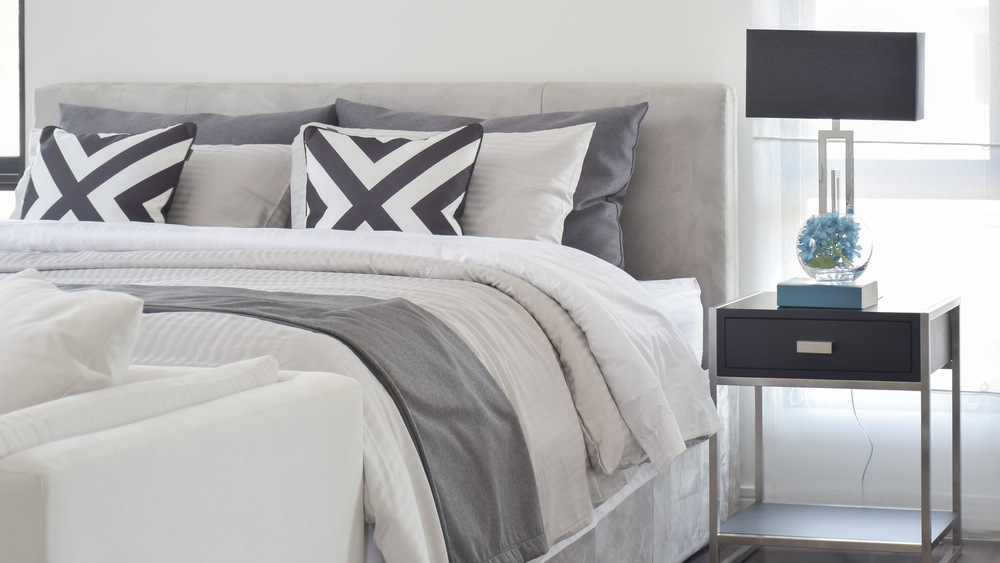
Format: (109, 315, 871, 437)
(0, 220, 721, 563)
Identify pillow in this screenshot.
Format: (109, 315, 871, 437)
(60, 103, 337, 145)
(460, 123, 595, 243)
(0, 269, 144, 415)
(335, 98, 649, 267)
(293, 123, 484, 234)
(0, 356, 280, 459)
(16, 123, 197, 223)
(167, 144, 293, 228)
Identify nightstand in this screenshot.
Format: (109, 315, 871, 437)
(707, 292, 961, 563)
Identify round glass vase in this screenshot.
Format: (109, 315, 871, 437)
(796, 211, 872, 283)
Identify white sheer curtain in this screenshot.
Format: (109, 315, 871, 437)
(750, 0, 1000, 533)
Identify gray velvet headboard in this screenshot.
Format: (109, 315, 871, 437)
(32, 82, 738, 315)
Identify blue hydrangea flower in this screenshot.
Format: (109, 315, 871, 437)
(797, 212, 863, 269)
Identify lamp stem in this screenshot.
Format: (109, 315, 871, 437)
(818, 120, 855, 215)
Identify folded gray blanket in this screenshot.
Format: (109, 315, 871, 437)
(64, 284, 547, 563)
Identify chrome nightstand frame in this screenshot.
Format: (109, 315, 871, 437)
(708, 294, 962, 563)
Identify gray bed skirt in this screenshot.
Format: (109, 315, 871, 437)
(543, 385, 739, 563)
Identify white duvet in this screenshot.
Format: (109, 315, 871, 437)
(0, 220, 721, 562)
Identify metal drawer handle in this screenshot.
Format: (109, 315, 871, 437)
(797, 341, 833, 354)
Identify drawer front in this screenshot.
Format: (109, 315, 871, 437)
(723, 317, 912, 376)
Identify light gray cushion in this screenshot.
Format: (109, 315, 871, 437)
(60, 103, 337, 145)
(167, 144, 293, 228)
(335, 98, 648, 267)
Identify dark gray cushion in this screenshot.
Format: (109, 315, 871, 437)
(335, 98, 648, 268)
(338, 100, 481, 131)
(60, 103, 337, 145)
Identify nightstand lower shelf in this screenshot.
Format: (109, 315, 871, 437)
(719, 503, 960, 553)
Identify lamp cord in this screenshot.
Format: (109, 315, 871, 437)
(850, 389, 875, 507)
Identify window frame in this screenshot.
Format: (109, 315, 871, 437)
(0, 0, 23, 189)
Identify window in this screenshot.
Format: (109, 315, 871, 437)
(0, 0, 23, 192)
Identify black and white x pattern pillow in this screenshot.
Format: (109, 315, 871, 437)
(19, 124, 197, 223)
(302, 124, 484, 235)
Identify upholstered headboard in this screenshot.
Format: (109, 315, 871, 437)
(32, 82, 738, 313)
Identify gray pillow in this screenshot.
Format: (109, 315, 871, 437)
(59, 103, 337, 145)
(335, 98, 648, 268)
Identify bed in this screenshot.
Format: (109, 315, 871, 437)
(0, 82, 740, 563)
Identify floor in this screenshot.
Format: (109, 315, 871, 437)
(683, 540, 1000, 563)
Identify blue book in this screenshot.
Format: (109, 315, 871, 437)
(777, 278, 879, 309)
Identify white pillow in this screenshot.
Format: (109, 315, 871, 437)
(290, 122, 595, 243)
(0, 269, 144, 414)
(166, 144, 293, 228)
(461, 123, 594, 243)
(0, 356, 280, 459)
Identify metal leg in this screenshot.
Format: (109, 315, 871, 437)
(920, 315, 932, 563)
(755, 386, 763, 504)
(716, 385, 763, 563)
(710, 431, 719, 563)
(951, 306, 963, 555)
(709, 373, 720, 563)
(921, 386, 932, 563)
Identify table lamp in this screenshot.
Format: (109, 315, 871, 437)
(746, 29, 924, 282)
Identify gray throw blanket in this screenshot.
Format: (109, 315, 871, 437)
(65, 284, 548, 563)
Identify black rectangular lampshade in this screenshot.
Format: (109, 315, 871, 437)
(746, 29, 924, 121)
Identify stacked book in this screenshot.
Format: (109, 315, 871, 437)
(777, 278, 879, 309)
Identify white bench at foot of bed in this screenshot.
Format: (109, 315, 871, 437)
(0, 371, 364, 563)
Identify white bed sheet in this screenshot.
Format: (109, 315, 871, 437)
(639, 278, 704, 364)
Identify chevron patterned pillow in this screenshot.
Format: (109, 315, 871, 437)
(18, 124, 197, 223)
(295, 123, 484, 234)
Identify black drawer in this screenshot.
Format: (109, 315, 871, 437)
(722, 317, 914, 380)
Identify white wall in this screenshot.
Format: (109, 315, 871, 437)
(26, 0, 749, 85)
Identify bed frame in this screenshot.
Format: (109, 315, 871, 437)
(32, 81, 741, 563)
